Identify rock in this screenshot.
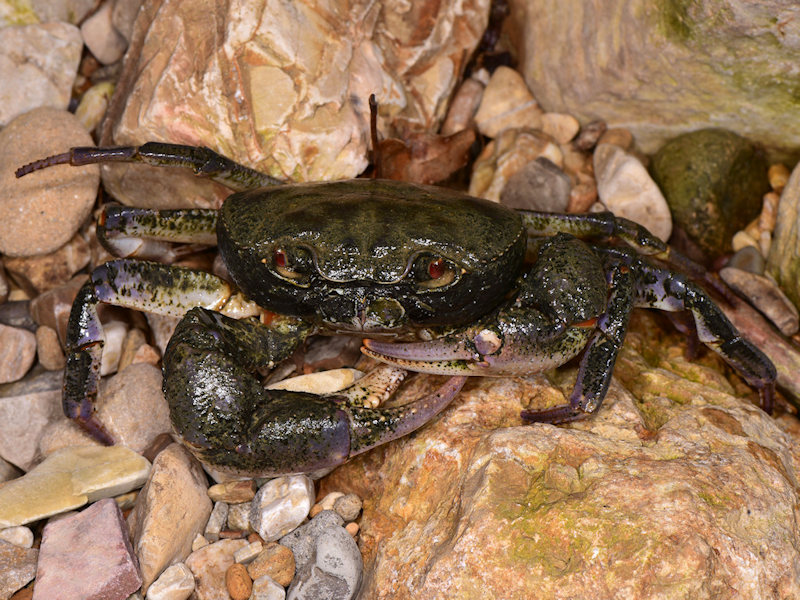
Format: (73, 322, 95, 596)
(767, 159, 800, 309)
(0, 369, 62, 470)
(0, 526, 34, 548)
(0, 456, 21, 484)
(226, 503, 251, 532)
(75, 81, 115, 133)
(118, 328, 150, 371)
(650, 128, 768, 258)
(511, 0, 800, 158)
(345, 522, 359, 537)
(0, 540, 37, 600)
(250, 576, 286, 600)
(145, 313, 180, 356)
(499, 157, 571, 213)
(0, 24, 83, 127)
(185, 539, 249, 600)
(594, 143, 672, 242)
(567, 182, 598, 214)
(280, 510, 362, 600)
(469, 128, 563, 202)
(540, 113, 580, 145)
(246, 542, 296, 587)
(572, 120, 607, 152)
(0, 324, 36, 385)
(332, 494, 362, 522)
(145, 563, 195, 600)
(0, 445, 150, 527)
(474, 66, 543, 138)
(233, 540, 262, 564)
(440, 78, 484, 136)
(2, 234, 90, 296)
(205, 501, 229, 542)
(128, 443, 212, 595)
(265, 368, 363, 395)
(192, 534, 209, 553)
(597, 127, 634, 150)
(100, 319, 129, 376)
(0, 108, 99, 257)
(80, 0, 128, 64)
(769, 164, 790, 193)
(226, 563, 253, 600)
(719, 267, 799, 336)
(0, 261, 8, 304)
(33, 498, 141, 600)
(310, 492, 345, 518)
(250, 475, 316, 542)
(111, 0, 144, 44)
(732, 229, 760, 254)
(320, 313, 800, 598)
(35, 326, 66, 371)
(29, 0, 96, 24)
(100, 0, 490, 208)
(726, 246, 766, 275)
(208, 479, 257, 504)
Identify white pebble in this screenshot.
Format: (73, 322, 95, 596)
(204, 501, 229, 542)
(234, 540, 263, 564)
(249, 475, 315, 542)
(0, 525, 33, 548)
(251, 575, 286, 600)
(191, 533, 209, 552)
(100, 320, 129, 376)
(146, 562, 195, 600)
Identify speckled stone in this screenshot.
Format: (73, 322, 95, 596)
(145, 562, 195, 600)
(0, 539, 37, 599)
(185, 539, 249, 600)
(0, 108, 99, 257)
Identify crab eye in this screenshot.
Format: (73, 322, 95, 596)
(414, 255, 458, 289)
(269, 247, 312, 284)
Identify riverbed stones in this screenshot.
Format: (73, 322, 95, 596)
(250, 475, 316, 542)
(185, 539, 249, 600)
(650, 128, 769, 258)
(0, 324, 36, 385)
(145, 563, 195, 600)
(32, 499, 141, 600)
(767, 158, 800, 309)
(0, 108, 99, 257)
(0, 539, 38, 600)
(128, 443, 212, 595)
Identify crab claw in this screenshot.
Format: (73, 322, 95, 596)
(362, 309, 595, 377)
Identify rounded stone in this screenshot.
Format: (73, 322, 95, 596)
(0, 108, 99, 257)
(249, 475, 315, 542)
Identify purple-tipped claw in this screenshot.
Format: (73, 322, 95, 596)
(362, 338, 478, 375)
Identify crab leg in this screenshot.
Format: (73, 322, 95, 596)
(165, 308, 467, 477)
(96, 204, 218, 260)
(65, 259, 308, 444)
(16, 142, 282, 191)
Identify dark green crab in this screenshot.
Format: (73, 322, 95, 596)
(17, 143, 776, 477)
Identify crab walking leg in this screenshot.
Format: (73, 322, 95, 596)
(164, 308, 467, 477)
(16, 142, 283, 191)
(65, 259, 305, 444)
(96, 205, 219, 260)
(520, 260, 635, 424)
(626, 257, 778, 413)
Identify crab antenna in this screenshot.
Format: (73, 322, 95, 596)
(15, 151, 73, 177)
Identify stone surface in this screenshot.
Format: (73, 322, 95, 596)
(594, 143, 672, 242)
(469, 128, 563, 202)
(185, 539, 249, 600)
(33, 498, 141, 600)
(320, 313, 800, 598)
(540, 112, 580, 145)
(0, 108, 99, 257)
(208, 479, 257, 504)
(29, 275, 86, 345)
(35, 325, 66, 371)
(111, 0, 144, 43)
(75, 81, 115, 133)
(80, 0, 128, 64)
(3, 234, 90, 296)
(767, 158, 800, 308)
(246, 542, 296, 588)
(499, 157, 571, 213)
(510, 0, 800, 159)
(100, 0, 490, 209)
(226, 562, 252, 600)
(727, 246, 766, 275)
(227, 503, 251, 532)
(0, 540, 37, 600)
(440, 77, 484, 136)
(0, 526, 34, 549)
(0, 23, 83, 127)
(0, 445, 150, 527)
(650, 128, 769, 258)
(145, 563, 195, 600)
(250, 475, 316, 542)
(474, 66, 543, 138)
(280, 510, 362, 600)
(233, 540, 262, 564)
(0, 369, 63, 470)
(720, 267, 799, 336)
(29, 0, 96, 24)
(204, 501, 229, 542)
(0, 324, 36, 385)
(332, 494, 362, 522)
(128, 443, 213, 595)
(250, 576, 286, 600)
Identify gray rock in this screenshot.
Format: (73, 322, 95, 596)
(251, 575, 286, 600)
(727, 246, 766, 275)
(499, 157, 571, 213)
(204, 501, 229, 542)
(332, 494, 362, 522)
(280, 510, 362, 600)
(0, 24, 83, 126)
(250, 475, 315, 542)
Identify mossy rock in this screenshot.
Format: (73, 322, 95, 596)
(650, 128, 768, 259)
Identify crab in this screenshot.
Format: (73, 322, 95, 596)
(16, 142, 776, 478)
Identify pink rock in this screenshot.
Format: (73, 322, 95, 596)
(33, 498, 142, 600)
